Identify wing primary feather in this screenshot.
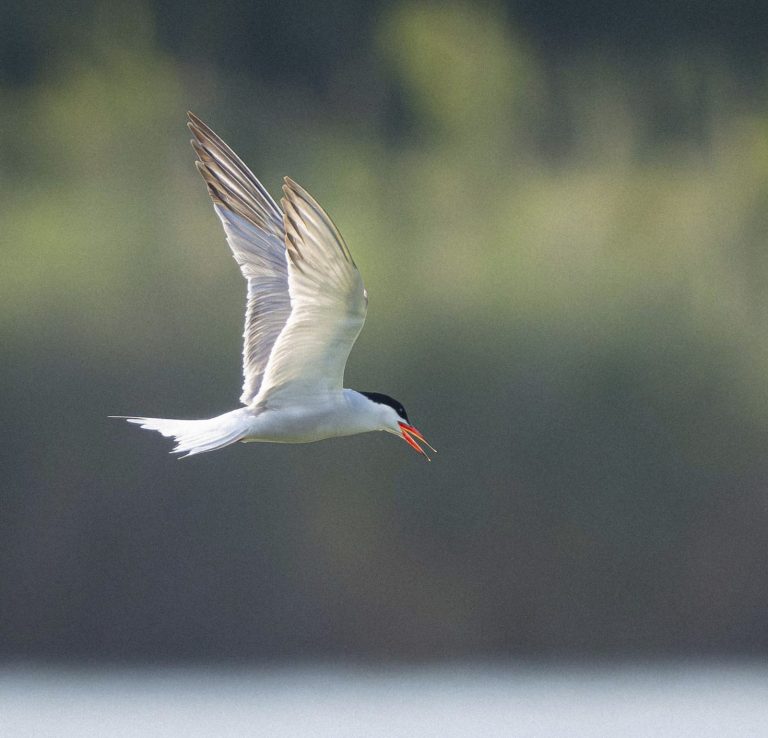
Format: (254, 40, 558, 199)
(191, 138, 268, 216)
(188, 112, 282, 223)
(282, 177, 356, 265)
(188, 113, 282, 238)
(195, 160, 272, 229)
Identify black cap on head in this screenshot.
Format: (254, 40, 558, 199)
(360, 392, 409, 422)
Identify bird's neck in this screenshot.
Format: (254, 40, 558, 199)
(344, 389, 390, 430)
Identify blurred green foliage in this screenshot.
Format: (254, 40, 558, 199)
(3, 1, 768, 660)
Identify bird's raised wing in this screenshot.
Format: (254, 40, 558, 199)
(188, 113, 291, 405)
(257, 177, 368, 403)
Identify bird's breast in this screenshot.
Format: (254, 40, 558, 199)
(242, 400, 367, 444)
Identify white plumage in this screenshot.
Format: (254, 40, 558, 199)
(115, 113, 434, 459)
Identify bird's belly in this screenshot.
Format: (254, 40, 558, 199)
(242, 406, 359, 444)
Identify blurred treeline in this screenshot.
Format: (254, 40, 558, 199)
(4, 1, 768, 661)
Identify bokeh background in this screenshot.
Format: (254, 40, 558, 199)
(4, 0, 768, 673)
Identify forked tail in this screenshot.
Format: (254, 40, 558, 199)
(113, 408, 250, 457)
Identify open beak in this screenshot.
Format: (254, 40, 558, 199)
(398, 422, 437, 461)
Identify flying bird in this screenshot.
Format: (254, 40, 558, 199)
(114, 113, 434, 459)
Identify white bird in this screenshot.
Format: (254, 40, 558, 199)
(114, 112, 435, 459)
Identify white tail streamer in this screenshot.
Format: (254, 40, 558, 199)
(113, 409, 251, 457)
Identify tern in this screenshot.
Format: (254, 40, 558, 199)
(115, 113, 434, 459)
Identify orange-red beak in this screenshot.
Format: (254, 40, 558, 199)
(398, 422, 436, 461)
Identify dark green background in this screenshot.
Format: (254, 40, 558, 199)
(3, 1, 768, 662)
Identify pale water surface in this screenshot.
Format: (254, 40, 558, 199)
(1, 663, 766, 737)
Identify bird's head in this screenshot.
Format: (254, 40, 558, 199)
(360, 391, 436, 461)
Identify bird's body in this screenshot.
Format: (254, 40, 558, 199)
(242, 390, 391, 443)
(115, 113, 433, 459)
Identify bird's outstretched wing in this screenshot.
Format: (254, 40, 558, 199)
(256, 176, 368, 403)
(188, 112, 291, 405)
